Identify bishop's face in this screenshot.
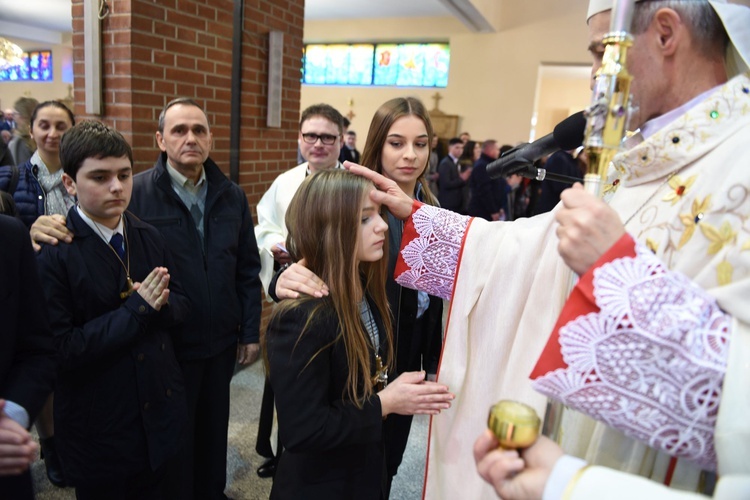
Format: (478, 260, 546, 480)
(587, 10, 665, 131)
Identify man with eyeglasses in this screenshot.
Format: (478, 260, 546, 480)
(256, 103, 345, 288)
(252, 103, 345, 477)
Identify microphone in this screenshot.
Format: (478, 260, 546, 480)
(487, 111, 586, 179)
(517, 164, 582, 185)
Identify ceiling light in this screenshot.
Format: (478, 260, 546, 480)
(0, 37, 24, 70)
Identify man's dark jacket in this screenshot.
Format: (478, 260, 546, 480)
(437, 156, 465, 212)
(0, 215, 56, 420)
(129, 153, 262, 360)
(0, 215, 57, 498)
(467, 152, 508, 221)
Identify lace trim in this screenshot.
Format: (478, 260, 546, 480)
(532, 244, 730, 471)
(394, 204, 470, 300)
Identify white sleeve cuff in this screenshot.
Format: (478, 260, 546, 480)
(543, 454, 587, 500)
(3, 400, 30, 429)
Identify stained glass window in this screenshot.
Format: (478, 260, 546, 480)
(303, 43, 449, 87)
(0, 50, 53, 82)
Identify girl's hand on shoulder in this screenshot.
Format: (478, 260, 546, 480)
(378, 370, 454, 417)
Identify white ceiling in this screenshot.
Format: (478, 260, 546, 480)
(0, 0, 455, 42)
(0, 0, 72, 33)
(306, 0, 453, 20)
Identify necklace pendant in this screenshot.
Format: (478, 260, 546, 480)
(119, 277, 135, 300)
(372, 355, 388, 391)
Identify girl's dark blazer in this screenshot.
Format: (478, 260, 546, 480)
(267, 295, 389, 500)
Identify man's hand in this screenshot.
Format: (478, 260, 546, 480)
(460, 167, 472, 181)
(29, 214, 72, 252)
(473, 431, 564, 499)
(275, 259, 329, 299)
(271, 243, 292, 266)
(133, 267, 170, 311)
(555, 183, 625, 275)
(237, 342, 260, 365)
(0, 401, 38, 477)
(346, 163, 414, 220)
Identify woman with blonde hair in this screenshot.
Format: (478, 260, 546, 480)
(265, 169, 452, 499)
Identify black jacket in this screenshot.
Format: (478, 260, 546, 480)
(437, 156, 465, 212)
(468, 153, 508, 221)
(0, 160, 46, 228)
(268, 298, 387, 500)
(129, 153, 262, 360)
(0, 215, 56, 425)
(37, 209, 189, 486)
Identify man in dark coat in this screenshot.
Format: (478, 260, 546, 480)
(437, 137, 471, 213)
(0, 214, 57, 499)
(339, 130, 361, 164)
(129, 98, 263, 499)
(467, 140, 507, 221)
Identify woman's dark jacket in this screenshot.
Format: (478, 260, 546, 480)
(267, 297, 388, 500)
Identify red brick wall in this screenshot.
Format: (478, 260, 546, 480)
(71, 0, 305, 325)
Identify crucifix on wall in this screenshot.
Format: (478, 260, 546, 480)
(346, 98, 356, 122)
(431, 92, 443, 111)
(428, 91, 459, 139)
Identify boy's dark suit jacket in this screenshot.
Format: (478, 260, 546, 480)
(267, 297, 388, 500)
(37, 208, 190, 487)
(0, 215, 56, 499)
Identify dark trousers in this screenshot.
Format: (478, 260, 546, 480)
(75, 464, 167, 500)
(255, 378, 282, 460)
(165, 343, 236, 500)
(0, 470, 34, 500)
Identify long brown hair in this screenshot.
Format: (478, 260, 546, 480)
(360, 97, 438, 206)
(269, 169, 393, 407)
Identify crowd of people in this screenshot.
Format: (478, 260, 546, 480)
(2, 0, 749, 499)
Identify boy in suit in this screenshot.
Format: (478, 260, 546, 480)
(37, 121, 190, 499)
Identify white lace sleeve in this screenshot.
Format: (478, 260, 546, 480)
(394, 204, 471, 300)
(532, 243, 731, 471)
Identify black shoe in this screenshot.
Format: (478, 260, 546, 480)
(256, 457, 277, 478)
(39, 437, 67, 487)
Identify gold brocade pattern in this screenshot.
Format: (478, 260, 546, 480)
(605, 73, 750, 288)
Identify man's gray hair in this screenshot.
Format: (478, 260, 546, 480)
(157, 97, 210, 133)
(632, 1, 729, 59)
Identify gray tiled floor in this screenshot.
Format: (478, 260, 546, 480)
(31, 360, 429, 499)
